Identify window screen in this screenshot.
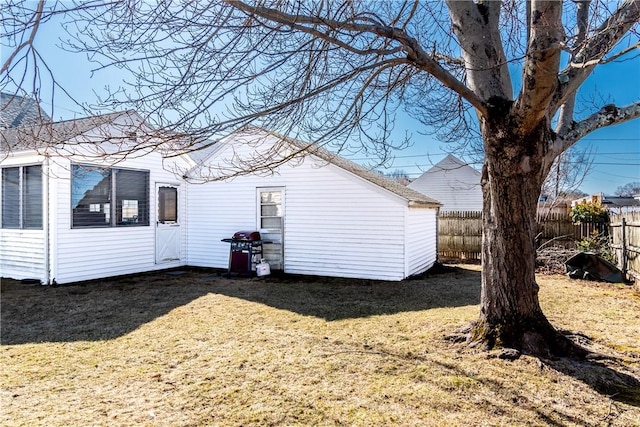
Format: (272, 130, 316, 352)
(1, 167, 20, 228)
(23, 165, 43, 228)
(1, 165, 42, 229)
(115, 169, 149, 226)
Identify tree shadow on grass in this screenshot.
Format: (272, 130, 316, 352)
(0, 271, 213, 345)
(208, 264, 481, 321)
(546, 355, 640, 408)
(1, 265, 481, 345)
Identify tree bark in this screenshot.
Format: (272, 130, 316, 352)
(472, 117, 587, 358)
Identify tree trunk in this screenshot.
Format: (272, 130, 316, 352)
(471, 118, 586, 358)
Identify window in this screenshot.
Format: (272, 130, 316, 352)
(259, 190, 282, 230)
(158, 186, 177, 223)
(1, 165, 42, 229)
(71, 164, 149, 228)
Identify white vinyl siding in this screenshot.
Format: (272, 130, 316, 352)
(283, 165, 406, 281)
(0, 230, 45, 280)
(408, 155, 482, 212)
(187, 133, 438, 281)
(48, 152, 188, 284)
(187, 183, 256, 270)
(406, 207, 438, 276)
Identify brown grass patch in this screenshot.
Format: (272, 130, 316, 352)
(1, 266, 639, 426)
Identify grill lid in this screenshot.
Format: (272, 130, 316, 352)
(232, 231, 261, 241)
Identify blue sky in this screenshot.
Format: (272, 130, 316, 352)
(3, 11, 639, 196)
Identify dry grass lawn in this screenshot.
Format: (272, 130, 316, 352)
(1, 265, 639, 426)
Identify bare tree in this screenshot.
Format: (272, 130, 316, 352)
(537, 145, 594, 220)
(1, 1, 117, 118)
(615, 181, 640, 196)
(2, 1, 640, 356)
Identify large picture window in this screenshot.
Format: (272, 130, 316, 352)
(1, 165, 43, 229)
(72, 164, 149, 228)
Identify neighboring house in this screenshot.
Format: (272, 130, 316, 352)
(572, 193, 640, 213)
(408, 154, 482, 212)
(1, 112, 440, 283)
(537, 195, 571, 217)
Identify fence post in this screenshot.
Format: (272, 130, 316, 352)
(621, 217, 627, 276)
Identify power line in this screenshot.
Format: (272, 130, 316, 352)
(347, 150, 640, 162)
(372, 161, 639, 169)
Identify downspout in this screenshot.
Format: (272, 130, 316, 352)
(42, 155, 50, 285)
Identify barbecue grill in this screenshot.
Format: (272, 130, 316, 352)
(221, 231, 266, 276)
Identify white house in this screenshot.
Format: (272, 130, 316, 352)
(1, 110, 193, 284)
(1, 107, 440, 284)
(185, 127, 441, 281)
(408, 154, 482, 212)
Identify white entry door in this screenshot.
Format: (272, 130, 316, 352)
(257, 187, 284, 270)
(156, 184, 181, 263)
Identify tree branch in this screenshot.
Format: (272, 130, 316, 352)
(1, 0, 45, 75)
(512, 0, 564, 134)
(555, 0, 590, 136)
(552, 0, 640, 113)
(445, 0, 513, 102)
(599, 41, 640, 64)
(555, 101, 640, 153)
(226, 0, 488, 117)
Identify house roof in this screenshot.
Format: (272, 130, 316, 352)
(406, 153, 481, 211)
(0, 92, 51, 128)
(199, 126, 441, 207)
(1, 110, 138, 152)
(602, 196, 640, 207)
(426, 154, 481, 176)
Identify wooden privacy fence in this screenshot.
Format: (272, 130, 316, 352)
(438, 211, 482, 260)
(438, 211, 604, 261)
(610, 212, 640, 283)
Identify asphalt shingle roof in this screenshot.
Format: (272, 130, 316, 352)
(0, 92, 51, 128)
(1, 110, 136, 152)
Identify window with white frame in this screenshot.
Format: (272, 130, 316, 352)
(259, 190, 283, 230)
(71, 164, 149, 228)
(1, 165, 43, 229)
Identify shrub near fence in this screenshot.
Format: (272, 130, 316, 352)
(438, 211, 603, 262)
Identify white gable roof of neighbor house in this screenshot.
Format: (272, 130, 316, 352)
(190, 126, 441, 208)
(408, 154, 482, 212)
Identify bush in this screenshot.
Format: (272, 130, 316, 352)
(570, 202, 609, 224)
(576, 231, 615, 264)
